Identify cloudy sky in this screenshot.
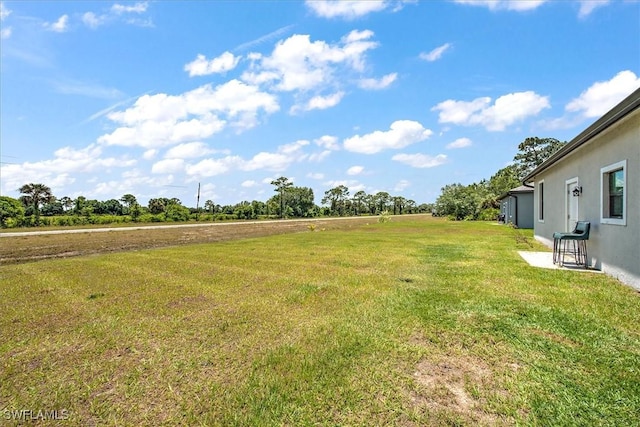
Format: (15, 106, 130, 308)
(1, 0, 639, 206)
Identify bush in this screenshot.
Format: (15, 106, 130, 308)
(378, 210, 391, 223)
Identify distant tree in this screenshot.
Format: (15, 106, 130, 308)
(373, 191, 391, 214)
(0, 196, 25, 228)
(204, 200, 215, 215)
(287, 186, 315, 217)
(148, 198, 167, 214)
(73, 196, 87, 215)
(130, 202, 142, 222)
(488, 165, 521, 197)
(322, 185, 349, 216)
(392, 196, 406, 215)
(102, 199, 124, 215)
(165, 203, 190, 221)
(352, 190, 367, 215)
(19, 183, 54, 225)
(120, 194, 137, 214)
(406, 199, 417, 214)
(41, 200, 64, 216)
(434, 183, 482, 220)
(271, 177, 293, 219)
(513, 137, 566, 180)
(234, 201, 256, 220)
(59, 196, 74, 213)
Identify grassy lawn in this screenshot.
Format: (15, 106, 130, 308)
(1, 217, 639, 426)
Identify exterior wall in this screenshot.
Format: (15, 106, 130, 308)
(532, 110, 639, 289)
(499, 193, 533, 229)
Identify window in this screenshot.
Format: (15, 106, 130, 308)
(538, 180, 544, 222)
(601, 160, 627, 225)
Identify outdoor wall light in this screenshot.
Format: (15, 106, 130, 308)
(572, 186, 582, 197)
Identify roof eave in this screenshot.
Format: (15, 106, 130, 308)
(522, 87, 640, 184)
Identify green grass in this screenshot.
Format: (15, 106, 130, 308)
(1, 217, 639, 426)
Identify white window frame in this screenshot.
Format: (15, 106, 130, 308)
(537, 180, 545, 223)
(600, 160, 627, 226)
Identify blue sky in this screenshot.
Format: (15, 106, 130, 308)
(1, 0, 639, 207)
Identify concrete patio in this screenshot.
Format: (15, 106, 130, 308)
(518, 251, 602, 273)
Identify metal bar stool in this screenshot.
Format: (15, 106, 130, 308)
(553, 221, 590, 268)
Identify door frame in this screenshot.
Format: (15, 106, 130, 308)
(565, 177, 579, 231)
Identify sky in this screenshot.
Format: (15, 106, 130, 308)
(1, 0, 639, 207)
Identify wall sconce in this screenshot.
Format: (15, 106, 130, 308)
(572, 186, 582, 197)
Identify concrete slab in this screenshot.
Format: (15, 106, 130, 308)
(517, 251, 602, 273)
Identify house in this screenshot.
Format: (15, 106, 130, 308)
(523, 87, 640, 289)
(498, 185, 534, 229)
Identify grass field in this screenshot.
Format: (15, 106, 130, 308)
(1, 216, 639, 426)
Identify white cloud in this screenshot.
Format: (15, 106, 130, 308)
(293, 91, 345, 113)
(394, 179, 410, 192)
(243, 140, 308, 172)
(419, 43, 452, 62)
(343, 120, 433, 154)
(446, 137, 472, 149)
(1, 2, 11, 20)
(183, 140, 309, 179)
(453, 0, 547, 11)
(314, 135, 340, 150)
(358, 73, 398, 90)
(241, 30, 379, 92)
(308, 150, 332, 162)
(44, 15, 69, 33)
(143, 149, 158, 160)
(391, 153, 448, 168)
(184, 52, 241, 77)
(241, 180, 257, 188)
(164, 142, 214, 159)
(307, 172, 325, 180)
(98, 80, 279, 148)
(1, 27, 10, 39)
(82, 12, 105, 29)
(112, 2, 148, 14)
(578, 0, 610, 18)
(82, 2, 151, 29)
(0, 144, 136, 195)
(151, 158, 185, 174)
(565, 70, 640, 118)
(323, 179, 365, 192)
(432, 91, 550, 131)
(347, 165, 364, 175)
(185, 156, 243, 177)
(305, 0, 389, 19)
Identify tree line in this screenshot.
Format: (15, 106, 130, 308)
(433, 137, 566, 220)
(0, 137, 564, 228)
(0, 179, 433, 228)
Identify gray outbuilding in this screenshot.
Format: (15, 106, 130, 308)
(498, 186, 534, 229)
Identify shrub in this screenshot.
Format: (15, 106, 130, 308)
(378, 210, 391, 223)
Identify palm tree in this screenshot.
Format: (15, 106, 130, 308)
(271, 177, 293, 219)
(19, 183, 54, 225)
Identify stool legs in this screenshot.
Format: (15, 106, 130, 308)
(554, 238, 588, 269)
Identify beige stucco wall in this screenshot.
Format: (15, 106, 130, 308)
(532, 110, 639, 289)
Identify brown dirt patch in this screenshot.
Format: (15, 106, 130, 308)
(0, 216, 409, 265)
(409, 354, 515, 426)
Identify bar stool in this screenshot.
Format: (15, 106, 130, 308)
(553, 221, 590, 268)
